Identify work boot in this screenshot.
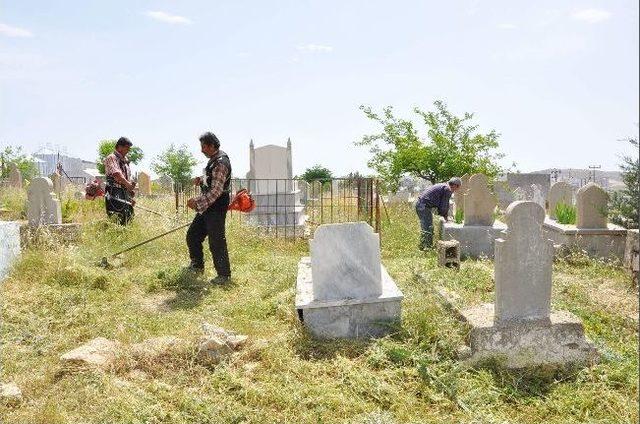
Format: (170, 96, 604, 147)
(183, 264, 204, 275)
(209, 275, 231, 285)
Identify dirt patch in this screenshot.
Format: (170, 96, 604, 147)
(588, 280, 638, 322)
(138, 292, 177, 313)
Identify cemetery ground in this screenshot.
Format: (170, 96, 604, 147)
(0, 193, 638, 423)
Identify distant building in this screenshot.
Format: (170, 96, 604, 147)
(33, 147, 98, 183)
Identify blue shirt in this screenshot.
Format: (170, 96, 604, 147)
(417, 183, 452, 217)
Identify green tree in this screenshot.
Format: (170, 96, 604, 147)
(96, 139, 144, 174)
(301, 165, 333, 184)
(151, 144, 197, 188)
(356, 100, 505, 190)
(610, 137, 639, 229)
(0, 146, 39, 180)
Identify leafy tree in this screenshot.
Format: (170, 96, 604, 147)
(356, 100, 505, 190)
(301, 165, 333, 184)
(609, 137, 639, 229)
(151, 144, 197, 188)
(96, 139, 144, 174)
(0, 146, 38, 180)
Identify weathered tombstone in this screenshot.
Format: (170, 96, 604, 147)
(546, 181, 574, 219)
(512, 187, 527, 201)
(27, 177, 62, 226)
(0, 221, 21, 280)
(50, 171, 63, 195)
(138, 171, 151, 195)
(507, 173, 551, 204)
(8, 163, 22, 189)
(495, 202, 552, 324)
(575, 183, 608, 229)
(463, 174, 496, 226)
(296, 222, 403, 338)
(531, 184, 544, 208)
(459, 201, 598, 368)
(453, 174, 470, 215)
(493, 180, 514, 210)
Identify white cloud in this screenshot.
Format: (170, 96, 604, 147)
(145, 11, 192, 25)
(497, 23, 518, 30)
(297, 44, 333, 53)
(571, 8, 611, 23)
(0, 23, 33, 38)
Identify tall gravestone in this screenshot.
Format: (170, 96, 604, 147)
(27, 177, 62, 226)
(463, 174, 496, 226)
(296, 222, 403, 338)
(576, 183, 608, 229)
(440, 173, 505, 258)
(138, 172, 151, 195)
(50, 172, 63, 195)
(459, 201, 598, 368)
(8, 163, 22, 189)
(546, 181, 574, 219)
(495, 202, 553, 324)
(453, 174, 470, 215)
(246, 139, 305, 233)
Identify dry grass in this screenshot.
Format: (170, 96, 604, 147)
(0, 196, 637, 423)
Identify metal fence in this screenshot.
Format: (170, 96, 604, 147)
(170, 178, 381, 238)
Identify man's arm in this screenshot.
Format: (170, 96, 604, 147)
(189, 162, 228, 213)
(104, 155, 135, 192)
(438, 187, 451, 218)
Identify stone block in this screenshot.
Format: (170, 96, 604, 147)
(463, 174, 496, 226)
(437, 239, 460, 269)
(296, 257, 403, 339)
(439, 219, 507, 259)
(543, 219, 626, 261)
(459, 304, 598, 369)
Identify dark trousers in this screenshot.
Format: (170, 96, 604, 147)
(105, 187, 134, 225)
(186, 207, 231, 277)
(415, 202, 434, 248)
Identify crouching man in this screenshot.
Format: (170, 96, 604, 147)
(185, 132, 232, 284)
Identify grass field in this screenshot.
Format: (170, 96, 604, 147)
(0, 194, 637, 423)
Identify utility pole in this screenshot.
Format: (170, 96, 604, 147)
(588, 164, 601, 183)
(550, 168, 560, 182)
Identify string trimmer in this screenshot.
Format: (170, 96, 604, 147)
(105, 193, 172, 219)
(99, 221, 192, 268)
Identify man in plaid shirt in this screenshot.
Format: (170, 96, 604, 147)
(104, 137, 137, 225)
(185, 132, 232, 284)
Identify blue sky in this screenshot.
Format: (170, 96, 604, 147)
(1, 0, 638, 177)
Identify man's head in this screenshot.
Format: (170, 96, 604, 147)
(115, 137, 132, 156)
(199, 132, 220, 158)
(448, 177, 462, 192)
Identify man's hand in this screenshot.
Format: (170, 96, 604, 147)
(187, 198, 197, 210)
(193, 177, 202, 186)
(131, 199, 136, 207)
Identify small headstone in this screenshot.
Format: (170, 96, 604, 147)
(453, 174, 470, 215)
(197, 323, 248, 365)
(495, 202, 553, 324)
(437, 239, 461, 269)
(138, 172, 151, 195)
(531, 184, 545, 208)
(27, 177, 62, 226)
(547, 181, 574, 219)
(575, 183, 608, 229)
(463, 174, 496, 226)
(8, 163, 22, 189)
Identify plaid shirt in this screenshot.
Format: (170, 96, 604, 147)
(104, 151, 131, 181)
(193, 152, 229, 213)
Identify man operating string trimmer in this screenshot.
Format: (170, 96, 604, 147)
(104, 137, 137, 225)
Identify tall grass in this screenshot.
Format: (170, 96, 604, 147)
(555, 202, 577, 225)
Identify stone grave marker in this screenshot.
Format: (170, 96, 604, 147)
(546, 181, 574, 219)
(463, 174, 496, 226)
(138, 171, 151, 195)
(576, 183, 608, 229)
(8, 163, 22, 189)
(27, 177, 62, 226)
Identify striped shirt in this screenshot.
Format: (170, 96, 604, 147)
(193, 152, 229, 213)
(104, 151, 131, 181)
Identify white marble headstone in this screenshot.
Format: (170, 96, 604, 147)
(310, 222, 382, 302)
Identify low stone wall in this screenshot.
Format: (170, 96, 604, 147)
(19, 222, 83, 247)
(439, 219, 507, 259)
(543, 219, 627, 261)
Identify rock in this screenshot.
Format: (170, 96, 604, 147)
(0, 382, 22, 404)
(130, 336, 188, 361)
(197, 324, 248, 365)
(60, 337, 121, 369)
